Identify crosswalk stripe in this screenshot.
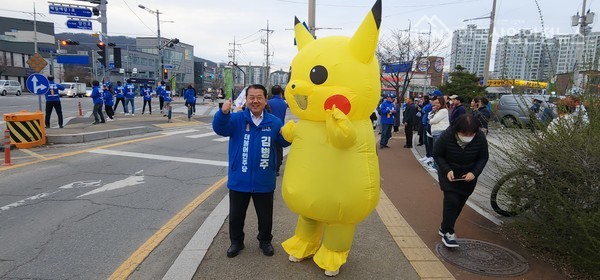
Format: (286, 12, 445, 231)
(89, 149, 228, 166)
(161, 129, 199, 136)
(212, 137, 229, 142)
(186, 132, 217, 139)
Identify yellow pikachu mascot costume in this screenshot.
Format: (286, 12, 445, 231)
(281, 0, 382, 276)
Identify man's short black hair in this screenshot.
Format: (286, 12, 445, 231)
(271, 85, 283, 96)
(47, 76, 54, 81)
(92, 80, 100, 86)
(452, 114, 480, 134)
(248, 84, 267, 98)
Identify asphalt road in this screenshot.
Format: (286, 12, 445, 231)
(0, 124, 230, 279)
(0, 94, 88, 127)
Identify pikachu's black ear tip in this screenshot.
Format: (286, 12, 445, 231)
(372, 0, 382, 29)
(295, 16, 301, 26)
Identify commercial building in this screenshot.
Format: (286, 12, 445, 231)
(135, 37, 194, 90)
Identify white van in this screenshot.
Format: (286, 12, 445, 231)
(59, 82, 87, 97)
(0, 80, 22, 96)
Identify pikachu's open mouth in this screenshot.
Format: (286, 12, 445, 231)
(294, 95, 308, 110)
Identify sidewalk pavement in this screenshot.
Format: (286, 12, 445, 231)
(35, 109, 567, 279)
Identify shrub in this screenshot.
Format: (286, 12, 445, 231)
(494, 93, 600, 278)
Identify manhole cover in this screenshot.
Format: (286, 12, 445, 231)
(435, 239, 529, 277)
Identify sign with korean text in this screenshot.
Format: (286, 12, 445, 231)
(66, 20, 92, 30)
(49, 5, 92, 17)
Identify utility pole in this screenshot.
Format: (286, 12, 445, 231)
(308, 0, 316, 37)
(261, 21, 274, 87)
(572, 0, 594, 90)
(228, 37, 241, 64)
(482, 0, 497, 86)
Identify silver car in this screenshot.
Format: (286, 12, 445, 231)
(0, 80, 22, 96)
(496, 94, 551, 127)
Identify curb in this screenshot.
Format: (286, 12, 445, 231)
(46, 126, 160, 144)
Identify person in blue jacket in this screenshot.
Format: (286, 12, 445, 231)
(212, 84, 290, 258)
(103, 83, 115, 120)
(157, 81, 166, 114)
(124, 79, 136, 116)
(183, 85, 196, 120)
(163, 85, 173, 122)
(141, 83, 153, 114)
(113, 81, 127, 114)
(378, 92, 397, 149)
(266, 85, 288, 175)
(90, 80, 105, 124)
(45, 75, 65, 128)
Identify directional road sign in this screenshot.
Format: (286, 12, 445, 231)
(66, 19, 92, 30)
(49, 5, 92, 18)
(26, 74, 49, 95)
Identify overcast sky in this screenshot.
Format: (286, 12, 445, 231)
(1, 0, 597, 71)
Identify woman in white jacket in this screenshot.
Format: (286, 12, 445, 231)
(429, 97, 450, 146)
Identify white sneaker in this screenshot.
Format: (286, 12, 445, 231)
(125, 113, 130, 116)
(427, 166, 437, 173)
(288, 255, 304, 262)
(131, 113, 135, 116)
(324, 269, 339, 277)
(418, 156, 429, 162)
(442, 233, 459, 248)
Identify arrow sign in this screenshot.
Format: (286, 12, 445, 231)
(49, 5, 92, 18)
(66, 19, 92, 30)
(26, 74, 49, 95)
(78, 170, 145, 198)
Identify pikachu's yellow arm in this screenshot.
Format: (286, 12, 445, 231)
(325, 107, 356, 149)
(282, 120, 296, 143)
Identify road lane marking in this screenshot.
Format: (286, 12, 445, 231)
(0, 134, 168, 172)
(212, 137, 229, 142)
(162, 194, 229, 280)
(186, 132, 217, 139)
(0, 180, 102, 214)
(20, 149, 46, 160)
(160, 129, 199, 136)
(108, 176, 227, 280)
(89, 149, 228, 166)
(78, 170, 144, 198)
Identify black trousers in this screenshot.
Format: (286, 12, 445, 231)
(45, 100, 63, 127)
(114, 97, 126, 113)
(229, 189, 274, 245)
(404, 123, 413, 147)
(275, 144, 283, 173)
(142, 99, 152, 114)
(105, 105, 114, 119)
(159, 96, 164, 111)
(92, 103, 105, 123)
(440, 190, 470, 235)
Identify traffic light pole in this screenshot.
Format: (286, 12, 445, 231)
(99, 0, 107, 82)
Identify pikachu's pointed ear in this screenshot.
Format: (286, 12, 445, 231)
(294, 16, 315, 51)
(349, 0, 381, 64)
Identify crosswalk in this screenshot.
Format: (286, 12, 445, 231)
(161, 127, 229, 143)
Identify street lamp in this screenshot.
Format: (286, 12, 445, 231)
(138, 4, 163, 83)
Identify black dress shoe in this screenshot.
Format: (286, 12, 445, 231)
(227, 243, 244, 258)
(403, 145, 412, 148)
(416, 143, 424, 146)
(259, 243, 274, 256)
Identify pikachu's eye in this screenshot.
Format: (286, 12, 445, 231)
(310, 65, 328, 85)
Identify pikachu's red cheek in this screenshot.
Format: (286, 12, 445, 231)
(324, 94, 351, 115)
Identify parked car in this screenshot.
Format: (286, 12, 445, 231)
(496, 94, 551, 127)
(59, 82, 87, 97)
(0, 80, 22, 96)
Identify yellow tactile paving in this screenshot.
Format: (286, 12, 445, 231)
(377, 189, 455, 279)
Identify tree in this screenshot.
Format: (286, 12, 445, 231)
(377, 29, 445, 100)
(438, 65, 487, 102)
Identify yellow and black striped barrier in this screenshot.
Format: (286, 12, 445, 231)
(3, 111, 46, 148)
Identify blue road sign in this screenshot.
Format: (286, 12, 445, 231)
(49, 5, 92, 18)
(164, 65, 173, 69)
(26, 74, 50, 95)
(57, 55, 90, 64)
(66, 20, 92, 30)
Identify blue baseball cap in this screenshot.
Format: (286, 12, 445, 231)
(432, 89, 443, 96)
(386, 93, 396, 98)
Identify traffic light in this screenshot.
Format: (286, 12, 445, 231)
(167, 38, 179, 48)
(96, 41, 106, 67)
(60, 39, 80, 46)
(163, 68, 168, 79)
